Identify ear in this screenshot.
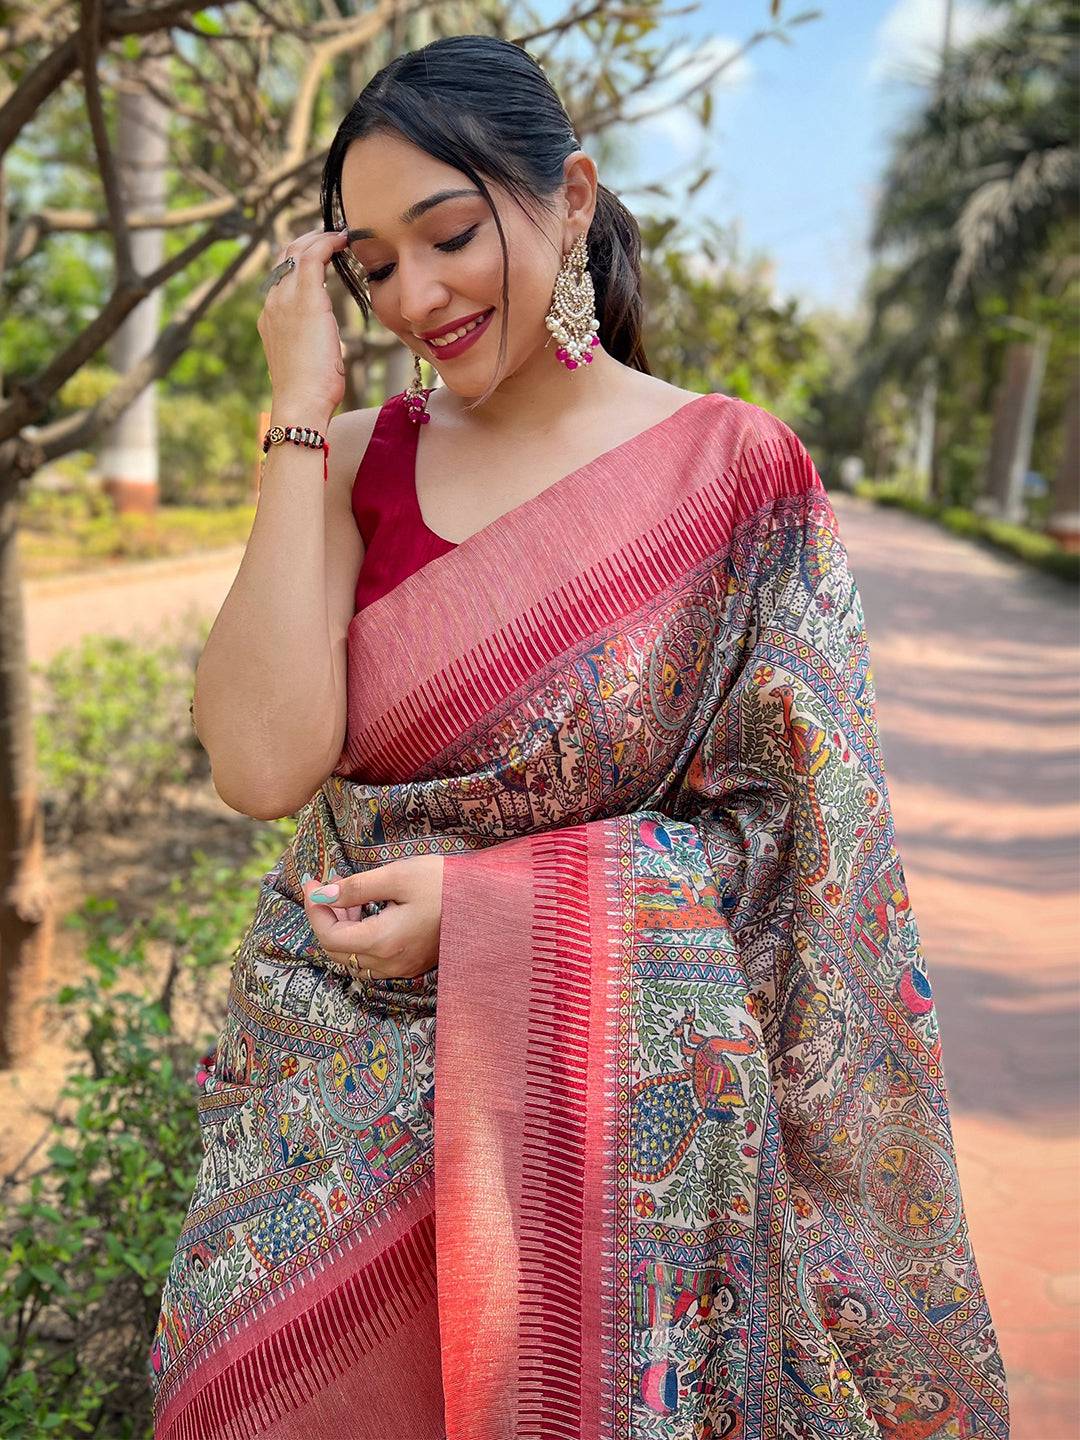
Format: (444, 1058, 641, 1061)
(562, 149, 598, 236)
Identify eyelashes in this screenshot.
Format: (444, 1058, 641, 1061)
(363, 225, 480, 285)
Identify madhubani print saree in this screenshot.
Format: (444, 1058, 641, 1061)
(149, 392, 1010, 1440)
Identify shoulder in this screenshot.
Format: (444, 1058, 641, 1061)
(327, 404, 383, 461)
(324, 404, 384, 503)
(709, 396, 823, 500)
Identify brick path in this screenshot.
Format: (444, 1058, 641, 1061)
(22, 495, 1080, 1434)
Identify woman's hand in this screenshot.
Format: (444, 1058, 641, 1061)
(301, 856, 444, 983)
(257, 225, 353, 424)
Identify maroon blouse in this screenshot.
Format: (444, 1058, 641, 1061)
(352, 388, 458, 612)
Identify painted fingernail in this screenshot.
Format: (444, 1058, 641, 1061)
(311, 883, 339, 903)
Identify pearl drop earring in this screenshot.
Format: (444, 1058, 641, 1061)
(545, 234, 601, 370)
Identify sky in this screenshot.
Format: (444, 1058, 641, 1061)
(537, 0, 1007, 315)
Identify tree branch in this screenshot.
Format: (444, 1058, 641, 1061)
(29, 212, 281, 466)
(0, 0, 214, 162)
(0, 210, 252, 446)
(78, 0, 133, 281)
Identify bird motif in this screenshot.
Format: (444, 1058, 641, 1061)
(631, 1006, 761, 1183)
(768, 682, 833, 885)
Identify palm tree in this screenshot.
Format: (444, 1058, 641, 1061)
(855, 0, 1079, 516)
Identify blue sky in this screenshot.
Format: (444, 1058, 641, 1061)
(539, 0, 1005, 315)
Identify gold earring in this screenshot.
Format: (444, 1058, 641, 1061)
(545, 234, 599, 370)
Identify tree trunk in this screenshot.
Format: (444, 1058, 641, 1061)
(979, 332, 1050, 524)
(912, 357, 938, 502)
(0, 479, 52, 1067)
(99, 57, 170, 515)
(1046, 358, 1080, 552)
(330, 283, 368, 414)
(0, 148, 51, 1067)
(384, 343, 413, 401)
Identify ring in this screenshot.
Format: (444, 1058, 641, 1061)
(260, 254, 296, 295)
(346, 952, 373, 984)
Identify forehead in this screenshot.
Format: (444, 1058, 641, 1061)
(340, 132, 479, 226)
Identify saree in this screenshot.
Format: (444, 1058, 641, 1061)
(148, 392, 1010, 1439)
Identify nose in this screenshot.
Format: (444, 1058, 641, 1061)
(397, 266, 452, 337)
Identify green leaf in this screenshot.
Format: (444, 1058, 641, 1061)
(29, 1263, 68, 1293)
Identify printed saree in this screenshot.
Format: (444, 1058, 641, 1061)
(149, 392, 1010, 1439)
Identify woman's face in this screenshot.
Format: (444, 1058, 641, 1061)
(339, 130, 592, 399)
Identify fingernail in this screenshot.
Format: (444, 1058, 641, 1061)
(311, 883, 339, 903)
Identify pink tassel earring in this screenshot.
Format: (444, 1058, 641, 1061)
(545, 234, 601, 370)
(402, 350, 431, 424)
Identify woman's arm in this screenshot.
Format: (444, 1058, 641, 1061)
(192, 404, 374, 819)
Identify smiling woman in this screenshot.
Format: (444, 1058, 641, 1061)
(147, 30, 1011, 1440)
(320, 45, 650, 418)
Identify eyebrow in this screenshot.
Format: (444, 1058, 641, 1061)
(345, 188, 483, 241)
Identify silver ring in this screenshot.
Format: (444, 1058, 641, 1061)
(260, 255, 297, 295)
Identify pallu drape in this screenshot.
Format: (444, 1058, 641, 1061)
(149, 392, 1010, 1440)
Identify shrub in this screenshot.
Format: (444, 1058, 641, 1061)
(32, 628, 212, 844)
(0, 824, 292, 1437)
(157, 392, 258, 506)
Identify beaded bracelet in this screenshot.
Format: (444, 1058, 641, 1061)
(261, 424, 330, 482)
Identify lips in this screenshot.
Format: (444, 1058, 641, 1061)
(419, 308, 493, 342)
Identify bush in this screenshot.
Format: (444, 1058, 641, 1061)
(17, 491, 256, 579)
(32, 628, 212, 844)
(852, 477, 1080, 582)
(157, 391, 259, 507)
(0, 824, 292, 1437)
(937, 439, 986, 509)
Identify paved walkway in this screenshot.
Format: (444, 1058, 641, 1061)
(23, 542, 246, 666)
(834, 492, 1080, 1438)
(22, 495, 1080, 1434)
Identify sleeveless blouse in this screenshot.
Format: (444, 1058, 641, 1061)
(352, 387, 458, 612)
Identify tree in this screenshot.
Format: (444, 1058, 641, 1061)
(854, 0, 1078, 514)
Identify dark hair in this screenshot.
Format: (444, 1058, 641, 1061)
(321, 32, 651, 409)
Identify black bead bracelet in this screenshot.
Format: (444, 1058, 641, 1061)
(261, 424, 330, 482)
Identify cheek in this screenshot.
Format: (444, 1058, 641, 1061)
(507, 241, 561, 324)
(465, 237, 508, 306)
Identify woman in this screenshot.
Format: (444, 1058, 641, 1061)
(149, 33, 1010, 1440)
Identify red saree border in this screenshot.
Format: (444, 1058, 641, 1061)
(435, 819, 627, 1438)
(154, 1176, 444, 1440)
(334, 394, 816, 783)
